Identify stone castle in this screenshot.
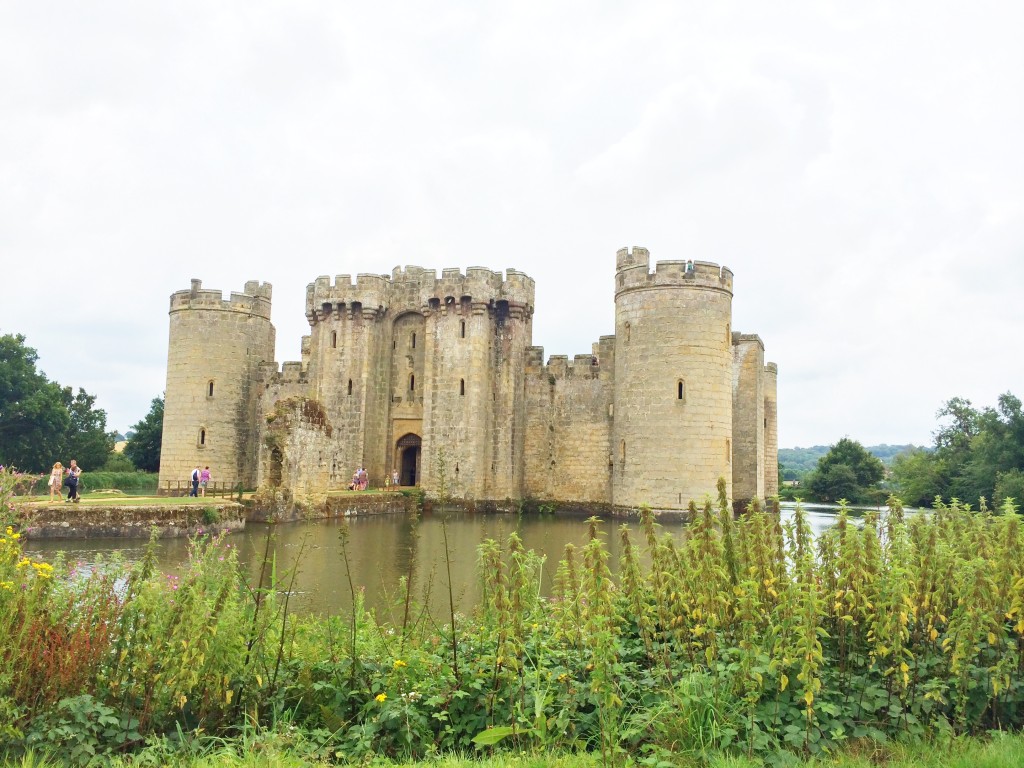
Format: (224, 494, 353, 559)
(158, 247, 778, 511)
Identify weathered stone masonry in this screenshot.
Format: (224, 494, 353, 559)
(159, 248, 778, 511)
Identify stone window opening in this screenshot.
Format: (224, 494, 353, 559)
(460, 320, 466, 338)
(625, 322, 631, 343)
(726, 438, 731, 463)
(460, 378, 465, 396)
(207, 380, 215, 398)
(412, 332, 416, 349)
(331, 331, 337, 349)
(620, 439, 626, 469)
(348, 379, 353, 396)
(198, 427, 207, 447)
(677, 379, 685, 402)
(393, 339, 396, 350)
(410, 374, 415, 392)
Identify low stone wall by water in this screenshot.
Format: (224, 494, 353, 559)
(247, 491, 418, 523)
(425, 498, 692, 522)
(20, 503, 246, 539)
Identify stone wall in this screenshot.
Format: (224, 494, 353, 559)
(524, 348, 614, 503)
(260, 397, 336, 502)
(23, 503, 246, 539)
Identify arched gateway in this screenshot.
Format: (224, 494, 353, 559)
(395, 433, 421, 487)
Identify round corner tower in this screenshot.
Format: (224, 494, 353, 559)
(611, 248, 734, 509)
(159, 279, 275, 491)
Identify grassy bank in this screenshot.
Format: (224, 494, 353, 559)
(5, 732, 1024, 767)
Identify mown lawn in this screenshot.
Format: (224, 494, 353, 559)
(6, 732, 1024, 767)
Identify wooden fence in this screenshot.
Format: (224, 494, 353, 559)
(159, 480, 242, 498)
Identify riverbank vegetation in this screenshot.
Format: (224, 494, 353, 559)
(3, 467, 1024, 765)
(782, 392, 1023, 511)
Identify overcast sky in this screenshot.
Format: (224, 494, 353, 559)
(1, 1, 1021, 450)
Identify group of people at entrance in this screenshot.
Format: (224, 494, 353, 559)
(189, 466, 212, 497)
(347, 468, 402, 491)
(47, 460, 83, 503)
(349, 467, 368, 491)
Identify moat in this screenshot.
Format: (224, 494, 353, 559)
(25, 503, 889, 618)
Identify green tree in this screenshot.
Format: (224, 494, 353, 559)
(959, 393, 1024, 506)
(0, 333, 70, 472)
(124, 397, 163, 472)
(58, 387, 115, 472)
(890, 447, 946, 507)
(806, 438, 885, 503)
(995, 469, 1024, 512)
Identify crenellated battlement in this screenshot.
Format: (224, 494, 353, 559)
(764, 362, 778, 376)
(305, 265, 535, 325)
(170, 279, 273, 319)
(614, 248, 733, 297)
(732, 332, 764, 351)
(532, 349, 603, 382)
(257, 360, 308, 385)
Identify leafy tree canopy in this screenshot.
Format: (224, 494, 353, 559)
(0, 333, 72, 473)
(124, 397, 163, 473)
(806, 438, 885, 503)
(890, 392, 1024, 509)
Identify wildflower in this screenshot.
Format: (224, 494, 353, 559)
(375, 693, 387, 703)
(557, 673, 569, 683)
(393, 659, 407, 669)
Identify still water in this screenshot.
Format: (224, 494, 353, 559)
(25, 503, 888, 619)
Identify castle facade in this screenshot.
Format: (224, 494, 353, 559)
(158, 247, 778, 510)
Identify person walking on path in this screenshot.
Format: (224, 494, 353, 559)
(199, 466, 211, 497)
(189, 465, 201, 497)
(64, 460, 82, 503)
(48, 462, 63, 502)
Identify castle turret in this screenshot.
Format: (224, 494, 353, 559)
(303, 273, 391, 488)
(763, 362, 779, 499)
(732, 334, 765, 510)
(159, 279, 275, 490)
(612, 249, 735, 509)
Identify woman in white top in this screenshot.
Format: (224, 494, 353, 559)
(48, 462, 63, 502)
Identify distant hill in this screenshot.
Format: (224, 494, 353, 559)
(779, 444, 922, 480)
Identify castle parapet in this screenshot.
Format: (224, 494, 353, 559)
(616, 246, 650, 271)
(538, 351, 602, 381)
(525, 346, 545, 372)
(170, 279, 273, 320)
(306, 264, 536, 321)
(615, 249, 733, 297)
(732, 333, 764, 351)
(305, 273, 390, 323)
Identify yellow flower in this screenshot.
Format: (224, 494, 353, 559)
(393, 659, 407, 669)
(375, 693, 387, 703)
